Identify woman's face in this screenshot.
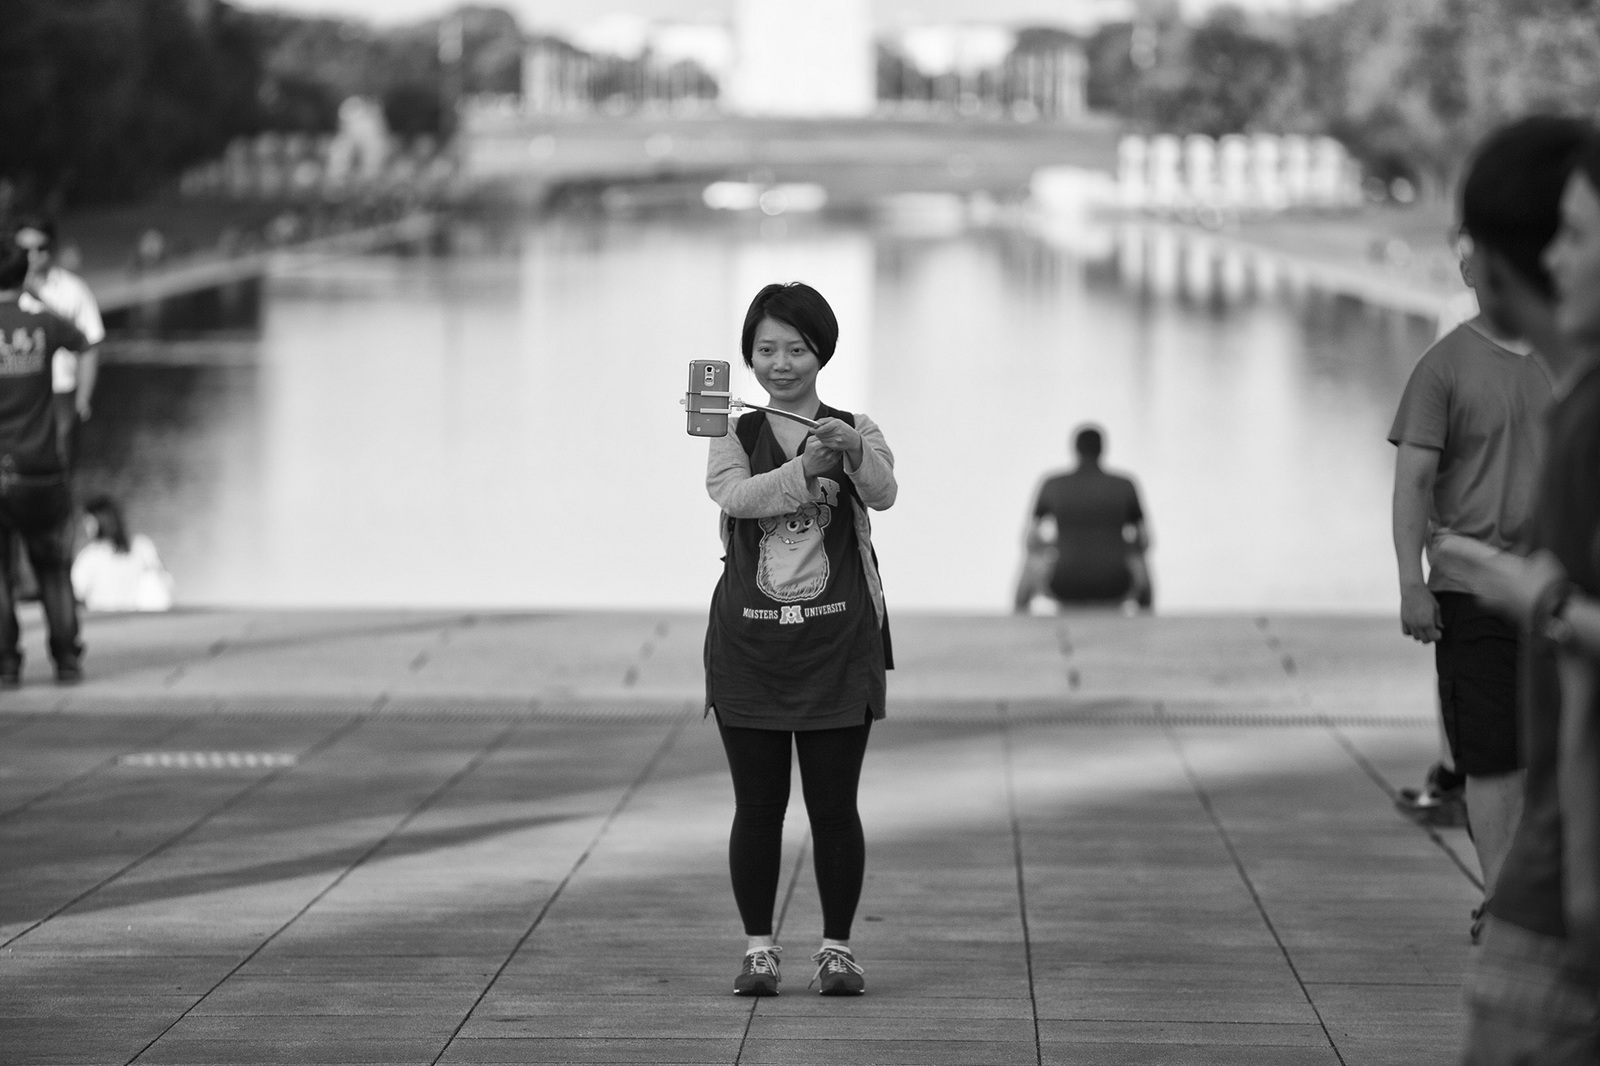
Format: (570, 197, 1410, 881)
(1545, 172, 1600, 350)
(749, 317, 821, 407)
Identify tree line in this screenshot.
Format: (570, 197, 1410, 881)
(1090, 0, 1600, 197)
(0, 0, 521, 210)
(3, 0, 1597, 209)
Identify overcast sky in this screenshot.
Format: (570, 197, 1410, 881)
(233, 0, 1343, 35)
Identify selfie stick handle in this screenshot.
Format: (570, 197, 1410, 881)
(730, 399, 821, 428)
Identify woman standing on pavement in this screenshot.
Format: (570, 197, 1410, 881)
(703, 282, 896, 997)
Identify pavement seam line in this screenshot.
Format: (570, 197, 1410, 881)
(428, 707, 694, 1066)
(1324, 723, 1484, 891)
(734, 835, 811, 1064)
(1161, 718, 1350, 1066)
(0, 709, 369, 955)
(998, 702, 1045, 1066)
(124, 704, 514, 1066)
(0, 710, 212, 822)
(1253, 617, 1485, 891)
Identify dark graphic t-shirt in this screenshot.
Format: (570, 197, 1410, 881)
(0, 297, 88, 474)
(1490, 364, 1600, 938)
(1034, 466, 1145, 602)
(705, 408, 886, 731)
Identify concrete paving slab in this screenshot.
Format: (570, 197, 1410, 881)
(1038, 1019, 1331, 1045)
(738, 1038, 1038, 1065)
(1039, 1044, 1341, 1065)
(437, 1038, 743, 1064)
(0, 610, 1480, 1065)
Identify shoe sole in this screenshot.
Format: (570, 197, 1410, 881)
(818, 986, 864, 996)
(734, 984, 779, 996)
(1394, 798, 1469, 829)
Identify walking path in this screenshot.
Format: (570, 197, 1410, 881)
(89, 214, 441, 316)
(1, 610, 1476, 1065)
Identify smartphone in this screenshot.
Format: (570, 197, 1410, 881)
(686, 360, 731, 437)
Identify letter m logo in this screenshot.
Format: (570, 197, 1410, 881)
(779, 606, 805, 625)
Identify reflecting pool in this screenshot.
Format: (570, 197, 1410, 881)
(86, 212, 1435, 613)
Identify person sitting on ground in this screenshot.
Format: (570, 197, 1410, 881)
(1015, 425, 1151, 613)
(71, 495, 173, 612)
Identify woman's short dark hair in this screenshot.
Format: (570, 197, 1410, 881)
(740, 282, 839, 367)
(1460, 115, 1590, 299)
(84, 495, 131, 553)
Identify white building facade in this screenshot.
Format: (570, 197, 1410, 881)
(725, 0, 875, 117)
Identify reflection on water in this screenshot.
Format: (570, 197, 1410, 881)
(84, 214, 1432, 612)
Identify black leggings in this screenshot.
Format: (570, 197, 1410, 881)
(716, 712, 872, 942)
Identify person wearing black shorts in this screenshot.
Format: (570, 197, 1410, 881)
(1389, 117, 1587, 941)
(1438, 121, 1600, 1066)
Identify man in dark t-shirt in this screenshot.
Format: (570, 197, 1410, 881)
(1016, 425, 1151, 612)
(0, 243, 90, 685)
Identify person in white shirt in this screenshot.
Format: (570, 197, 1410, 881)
(72, 496, 173, 613)
(14, 218, 103, 470)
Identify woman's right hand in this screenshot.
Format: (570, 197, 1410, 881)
(801, 435, 833, 477)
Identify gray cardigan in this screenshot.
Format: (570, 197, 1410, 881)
(706, 412, 897, 624)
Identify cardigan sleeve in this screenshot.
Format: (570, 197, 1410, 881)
(843, 413, 897, 510)
(706, 418, 818, 518)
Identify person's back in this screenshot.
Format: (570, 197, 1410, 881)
(1035, 465, 1143, 602)
(1017, 425, 1150, 611)
(73, 536, 173, 612)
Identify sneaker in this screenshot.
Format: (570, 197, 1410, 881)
(0, 656, 19, 689)
(734, 946, 781, 996)
(1396, 763, 1467, 828)
(809, 946, 865, 996)
(54, 661, 82, 686)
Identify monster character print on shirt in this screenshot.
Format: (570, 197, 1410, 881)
(756, 477, 840, 603)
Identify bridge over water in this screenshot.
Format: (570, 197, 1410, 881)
(457, 113, 1122, 206)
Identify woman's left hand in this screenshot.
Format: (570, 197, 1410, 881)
(810, 417, 862, 458)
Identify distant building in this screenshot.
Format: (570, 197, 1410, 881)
(725, 0, 875, 117)
(521, 25, 726, 115)
(883, 25, 1087, 121)
(513, 8, 1089, 122)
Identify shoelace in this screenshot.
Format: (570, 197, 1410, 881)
(808, 947, 863, 987)
(743, 947, 781, 976)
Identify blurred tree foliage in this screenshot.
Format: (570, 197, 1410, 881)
(1089, 0, 1600, 197)
(0, 0, 262, 208)
(0, 0, 523, 208)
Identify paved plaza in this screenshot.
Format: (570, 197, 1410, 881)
(1, 609, 1478, 1065)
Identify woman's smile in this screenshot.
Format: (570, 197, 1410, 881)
(749, 316, 821, 411)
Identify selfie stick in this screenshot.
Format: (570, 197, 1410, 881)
(729, 399, 821, 428)
(680, 395, 821, 428)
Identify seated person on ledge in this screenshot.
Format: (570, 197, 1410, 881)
(1015, 425, 1152, 614)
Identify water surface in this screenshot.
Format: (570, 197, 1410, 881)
(87, 212, 1434, 613)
